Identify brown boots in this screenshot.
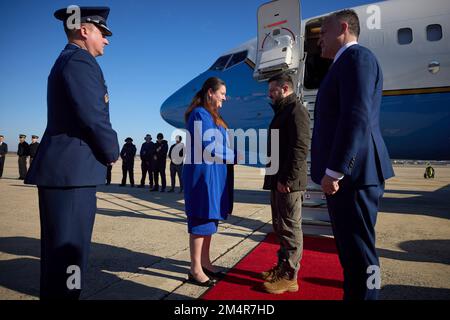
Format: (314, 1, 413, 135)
(261, 265, 299, 294)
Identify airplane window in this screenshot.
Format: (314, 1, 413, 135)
(226, 51, 248, 69)
(398, 28, 412, 45)
(427, 24, 442, 42)
(209, 54, 232, 71)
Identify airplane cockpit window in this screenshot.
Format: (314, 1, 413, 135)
(225, 51, 248, 69)
(398, 28, 413, 45)
(209, 54, 232, 71)
(427, 24, 442, 42)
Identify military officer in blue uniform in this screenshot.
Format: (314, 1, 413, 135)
(25, 6, 119, 300)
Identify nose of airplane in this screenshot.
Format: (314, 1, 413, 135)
(160, 72, 220, 128)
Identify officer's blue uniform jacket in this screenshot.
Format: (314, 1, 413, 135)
(25, 43, 119, 187)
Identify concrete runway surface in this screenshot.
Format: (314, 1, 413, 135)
(0, 155, 449, 300)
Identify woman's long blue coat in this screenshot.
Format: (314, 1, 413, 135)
(183, 107, 235, 221)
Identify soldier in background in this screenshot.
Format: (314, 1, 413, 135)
(120, 137, 136, 187)
(29, 135, 40, 163)
(106, 164, 113, 185)
(0, 135, 8, 178)
(138, 134, 155, 188)
(150, 133, 168, 192)
(17, 134, 29, 180)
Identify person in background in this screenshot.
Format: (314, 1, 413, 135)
(120, 137, 136, 187)
(29, 135, 40, 163)
(106, 164, 113, 185)
(17, 134, 29, 180)
(168, 135, 184, 193)
(0, 135, 8, 178)
(138, 134, 154, 189)
(150, 133, 168, 192)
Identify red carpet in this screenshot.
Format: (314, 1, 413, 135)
(202, 233, 344, 300)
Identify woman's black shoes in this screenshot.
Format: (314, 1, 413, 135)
(187, 273, 217, 287)
(202, 267, 227, 279)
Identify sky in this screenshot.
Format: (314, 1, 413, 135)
(0, 0, 378, 151)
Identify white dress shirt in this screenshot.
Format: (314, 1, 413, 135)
(325, 41, 358, 181)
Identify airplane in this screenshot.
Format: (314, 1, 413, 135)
(160, 0, 450, 161)
(160, 0, 450, 230)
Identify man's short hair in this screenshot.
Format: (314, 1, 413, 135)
(329, 9, 360, 38)
(268, 74, 294, 90)
(64, 22, 93, 39)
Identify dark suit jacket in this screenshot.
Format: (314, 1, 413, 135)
(311, 44, 394, 186)
(0, 143, 7, 157)
(25, 43, 119, 187)
(17, 142, 30, 157)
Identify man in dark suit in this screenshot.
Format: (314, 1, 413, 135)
(138, 134, 154, 188)
(25, 6, 119, 299)
(150, 133, 168, 192)
(29, 135, 40, 163)
(17, 134, 29, 179)
(311, 10, 394, 300)
(0, 135, 7, 178)
(120, 137, 137, 187)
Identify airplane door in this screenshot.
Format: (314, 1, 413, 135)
(253, 0, 303, 83)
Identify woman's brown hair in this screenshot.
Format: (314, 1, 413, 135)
(184, 77, 228, 128)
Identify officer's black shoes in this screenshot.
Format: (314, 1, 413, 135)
(167, 188, 175, 193)
(137, 185, 145, 188)
(187, 273, 217, 287)
(119, 183, 126, 187)
(160, 188, 166, 192)
(150, 187, 159, 192)
(130, 184, 135, 188)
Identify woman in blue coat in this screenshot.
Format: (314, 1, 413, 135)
(183, 77, 235, 286)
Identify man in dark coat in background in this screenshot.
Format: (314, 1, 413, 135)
(120, 137, 137, 187)
(138, 134, 155, 188)
(17, 134, 30, 179)
(29, 135, 40, 163)
(0, 135, 8, 178)
(150, 133, 168, 192)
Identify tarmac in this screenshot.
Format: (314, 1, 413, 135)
(0, 155, 449, 300)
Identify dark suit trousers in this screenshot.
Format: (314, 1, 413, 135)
(106, 165, 112, 183)
(140, 161, 153, 187)
(326, 179, 384, 300)
(18, 156, 27, 179)
(0, 156, 5, 177)
(38, 186, 96, 300)
(170, 163, 183, 189)
(153, 165, 166, 189)
(121, 163, 134, 186)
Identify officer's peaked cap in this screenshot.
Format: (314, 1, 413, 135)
(54, 6, 112, 36)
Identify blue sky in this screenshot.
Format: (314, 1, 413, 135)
(0, 0, 377, 150)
